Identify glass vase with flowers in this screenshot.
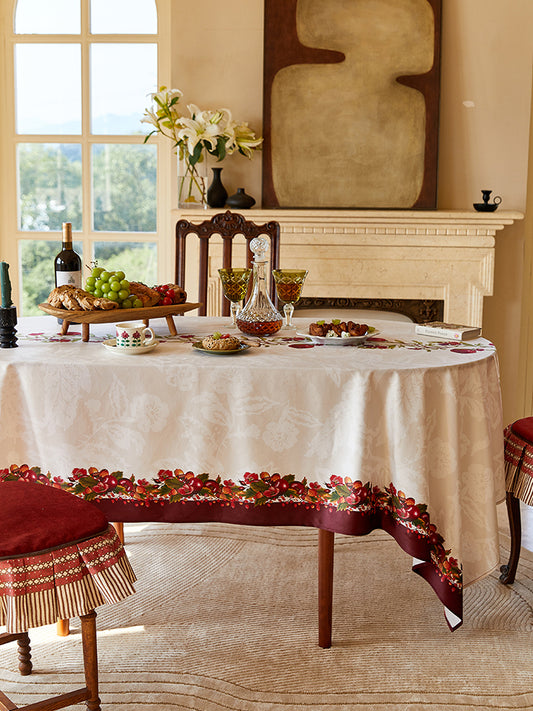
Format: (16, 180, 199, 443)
(142, 87, 263, 208)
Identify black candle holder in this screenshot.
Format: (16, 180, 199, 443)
(0, 305, 18, 348)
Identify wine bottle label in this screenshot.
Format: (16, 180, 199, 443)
(55, 270, 82, 288)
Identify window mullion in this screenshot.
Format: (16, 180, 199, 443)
(7, 0, 164, 314)
(81, 0, 91, 248)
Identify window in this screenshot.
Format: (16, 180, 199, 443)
(1, 0, 171, 315)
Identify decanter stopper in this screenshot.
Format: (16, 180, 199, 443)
(250, 236, 269, 262)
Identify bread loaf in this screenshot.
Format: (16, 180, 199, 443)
(128, 282, 160, 307)
(47, 285, 119, 310)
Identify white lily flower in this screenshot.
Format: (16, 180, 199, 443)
(140, 108, 160, 128)
(142, 86, 262, 164)
(177, 116, 218, 154)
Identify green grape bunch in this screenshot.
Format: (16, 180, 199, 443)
(84, 266, 143, 309)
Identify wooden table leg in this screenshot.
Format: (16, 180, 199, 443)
(61, 320, 70, 335)
(318, 528, 334, 648)
(82, 323, 90, 342)
(500, 491, 522, 584)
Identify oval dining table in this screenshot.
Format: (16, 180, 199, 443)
(0, 314, 505, 646)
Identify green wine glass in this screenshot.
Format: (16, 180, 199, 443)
(218, 268, 252, 328)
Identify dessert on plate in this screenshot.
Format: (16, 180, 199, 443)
(201, 332, 242, 350)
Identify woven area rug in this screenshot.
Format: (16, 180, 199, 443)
(1, 504, 532, 710)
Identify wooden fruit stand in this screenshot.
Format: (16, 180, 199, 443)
(38, 302, 202, 342)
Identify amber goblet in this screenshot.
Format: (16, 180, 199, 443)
(272, 269, 308, 329)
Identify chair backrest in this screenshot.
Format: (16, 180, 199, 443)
(175, 210, 281, 316)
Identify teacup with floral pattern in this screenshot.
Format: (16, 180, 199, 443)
(115, 322, 156, 349)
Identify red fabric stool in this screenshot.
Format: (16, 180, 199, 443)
(0, 481, 136, 711)
(500, 418, 533, 584)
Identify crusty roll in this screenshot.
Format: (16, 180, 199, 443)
(93, 297, 119, 310)
(47, 285, 119, 310)
(129, 282, 160, 307)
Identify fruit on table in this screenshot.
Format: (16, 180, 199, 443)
(152, 283, 187, 306)
(85, 266, 143, 308)
(84, 267, 187, 308)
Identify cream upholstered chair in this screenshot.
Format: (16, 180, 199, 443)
(175, 210, 280, 316)
(0, 481, 136, 711)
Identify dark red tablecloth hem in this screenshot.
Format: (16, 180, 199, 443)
(93, 497, 462, 628)
(412, 561, 462, 630)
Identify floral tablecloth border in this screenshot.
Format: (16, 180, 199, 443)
(1, 464, 461, 593)
(19, 327, 492, 355)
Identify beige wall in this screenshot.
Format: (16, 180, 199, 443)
(169, 0, 533, 424)
(438, 1, 533, 424)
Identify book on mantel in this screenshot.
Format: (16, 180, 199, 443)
(414, 322, 482, 341)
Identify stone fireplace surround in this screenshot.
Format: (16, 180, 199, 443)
(177, 209, 523, 326)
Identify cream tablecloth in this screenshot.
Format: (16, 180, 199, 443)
(0, 315, 505, 628)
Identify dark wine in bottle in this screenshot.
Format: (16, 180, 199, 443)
(54, 222, 82, 288)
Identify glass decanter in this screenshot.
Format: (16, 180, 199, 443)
(236, 237, 283, 336)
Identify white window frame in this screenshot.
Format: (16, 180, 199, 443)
(0, 0, 172, 311)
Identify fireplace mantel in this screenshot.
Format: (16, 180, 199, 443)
(176, 209, 523, 325)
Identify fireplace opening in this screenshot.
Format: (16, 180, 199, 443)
(295, 298, 444, 324)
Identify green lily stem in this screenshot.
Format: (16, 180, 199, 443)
(178, 157, 207, 206)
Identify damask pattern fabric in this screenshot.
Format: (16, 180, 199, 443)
(0, 317, 505, 629)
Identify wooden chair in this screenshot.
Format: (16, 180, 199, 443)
(0, 481, 136, 711)
(500, 418, 533, 584)
(175, 210, 281, 316)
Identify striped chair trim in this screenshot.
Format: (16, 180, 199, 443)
(504, 424, 533, 506)
(0, 525, 136, 633)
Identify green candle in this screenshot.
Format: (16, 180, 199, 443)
(0, 261, 12, 308)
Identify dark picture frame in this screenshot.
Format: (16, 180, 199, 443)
(262, 0, 442, 209)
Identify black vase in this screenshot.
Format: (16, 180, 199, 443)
(226, 187, 256, 209)
(207, 167, 228, 208)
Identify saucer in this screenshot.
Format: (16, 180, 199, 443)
(192, 342, 251, 355)
(102, 338, 159, 355)
(473, 203, 499, 212)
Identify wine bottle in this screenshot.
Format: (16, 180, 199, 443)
(54, 222, 82, 288)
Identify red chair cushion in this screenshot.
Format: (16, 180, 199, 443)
(0, 481, 108, 558)
(510, 417, 533, 445)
